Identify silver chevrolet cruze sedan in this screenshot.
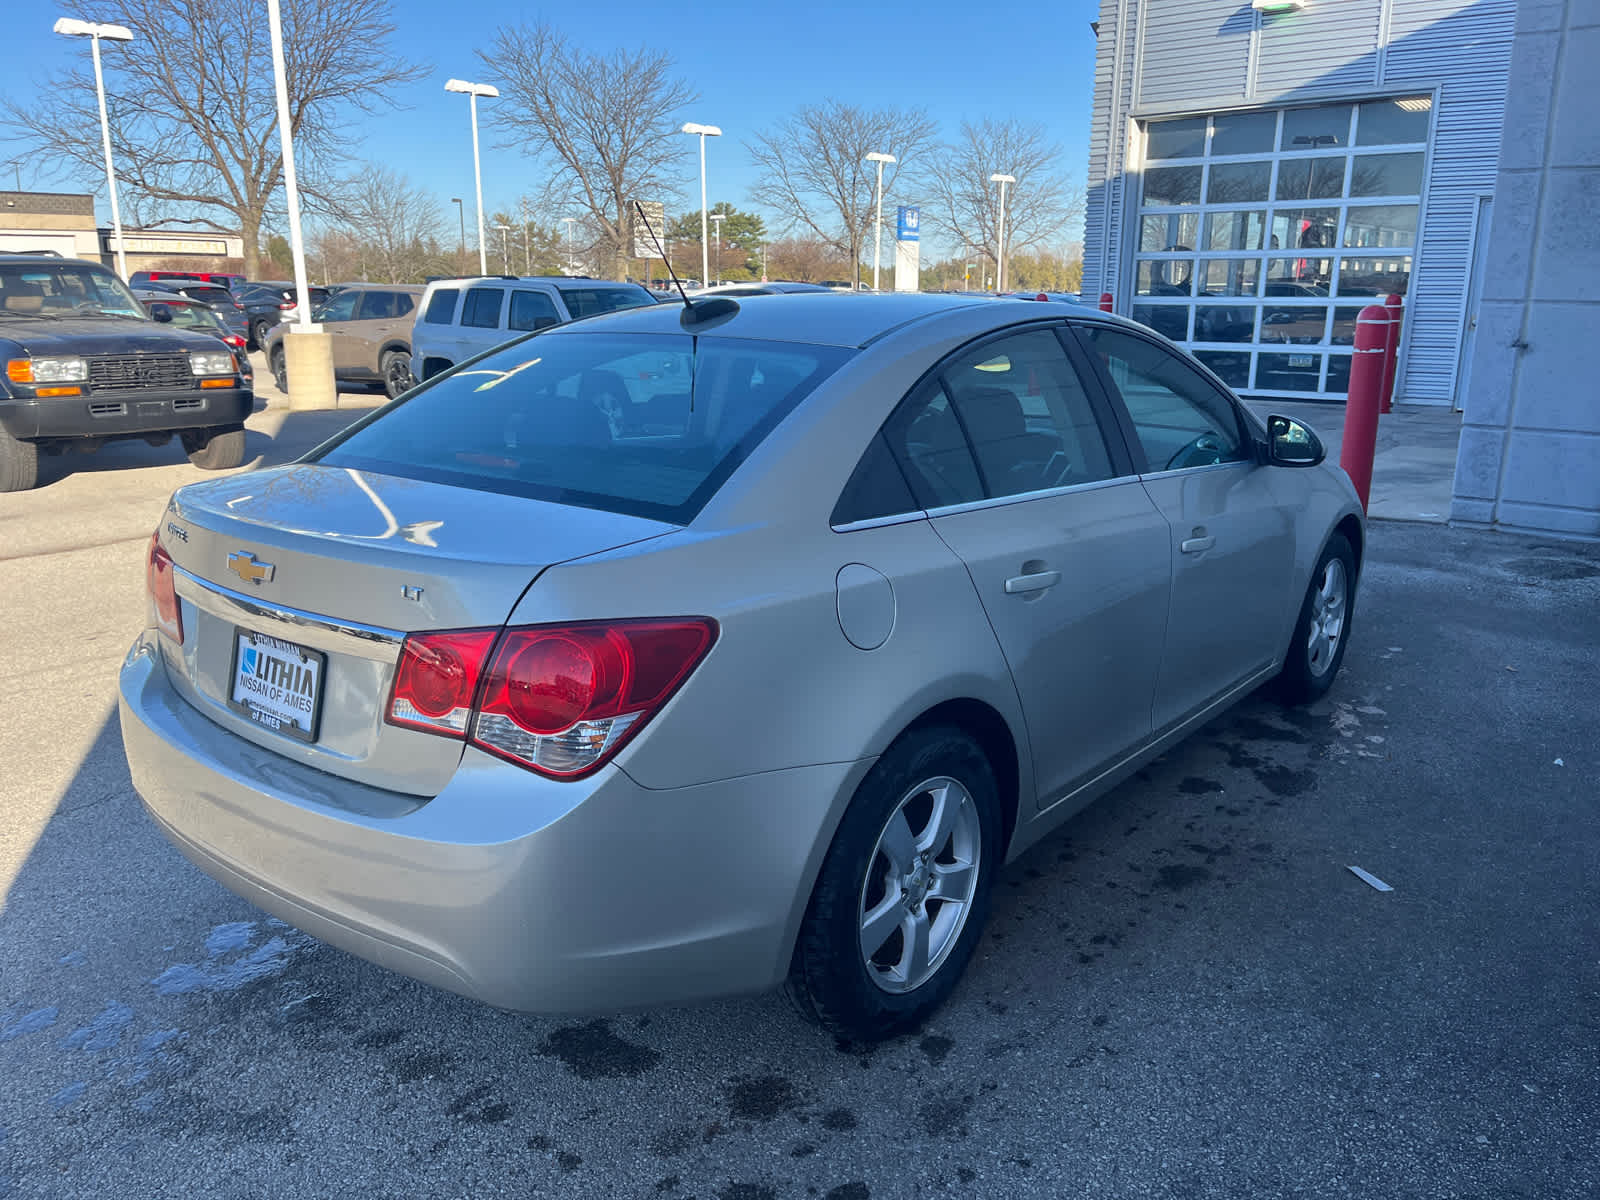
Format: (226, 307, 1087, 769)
(120, 293, 1363, 1041)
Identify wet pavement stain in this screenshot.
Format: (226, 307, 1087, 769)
(537, 1019, 661, 1080)
(820, 1107, 858, 1132)
(825, 1184, 871, 1200)
(385, 1050, 454, 1083)
(1179, 777, 1224, 794)
(918, 1034, 955, 1065)
(726, 1074, 798, 1122)
(917, 1092, 973, 1138)
(1155, 863, 1213, 890)
(1254, 765, 1318, 797)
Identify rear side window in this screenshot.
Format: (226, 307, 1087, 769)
(832, 432, 918, 525)
(395, 293, 415, 316)
(462, 287, 505, 328)
(509, 289, 561, 332)
(317, 332, 852, 524)
(556, 285, 656, 320)
(423, 288, 459, 324)
(359, 291, 399, 320)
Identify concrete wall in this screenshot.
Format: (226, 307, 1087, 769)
(1451, 0, 1600, 538)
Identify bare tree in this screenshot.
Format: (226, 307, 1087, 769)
(919, 118, 1083, 281)
(764, 236, 849, 284)
(3, 0, 423, 276)
(747, 101, 937, 287)
(340, 168, 443, 282)
(483, 22, 694, 280)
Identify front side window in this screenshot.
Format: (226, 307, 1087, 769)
(1078, 326, 1249, 473)
(316, 332, 851, 524)
(509, 289, 561, 332)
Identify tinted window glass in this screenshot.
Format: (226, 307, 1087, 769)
(556, 285, 657, 320)
(1280, 105, 1352, 150)
(1343, 205, 1418, 248)
(317, 333, 851, 524)
(176, 285, 234, 306)
(359, 291, 398, 320)
(1146, 117, 1207, 160)
(1210, 110, 1277, 156)
(882, 379, 984, 509)
(317, 291, 359, 323)
(941, 329, 1116, 497)
(462, 287, 505, 328)
(1080, 327, 1248, 472)
(1205, 211, 1264, 251)
(161, 301, 224, 333)
(832, 432, 918, 525)
(1206, 161, 1270, 203)
(1276, 157, 1346, 201)
(1195, 306, 1257, 342)
(1355, 97, 1431, 145)
(1143, 165, 1202, 206)
(509, 289, 561, 331)
(423, 288, 459, 324)
(1349, 152, 1424, 198)
(1140, 212, 1198, 251)
(1131, 304, 1190, 341)
(395, 293, 415, 316)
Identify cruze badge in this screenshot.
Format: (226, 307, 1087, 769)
(227, 551, 276, 586)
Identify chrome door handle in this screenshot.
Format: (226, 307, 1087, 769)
(1004, 570, 1061, 594)
(1181, 535, 1216, 554)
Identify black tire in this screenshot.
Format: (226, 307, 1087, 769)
(786, 726, 1001, 1042)
(250, 318, 272, 351)
(381, 349, 414, 399)
(1275, 532, 1356, 705)
(181, 427, 246, 471)
(0, 427, 40, 492)
(270, 346, 288, 393)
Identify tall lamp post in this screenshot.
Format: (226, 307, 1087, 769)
(444, 78, 499, 275)
(561, 218, 577, 275)
(680, 122, 721, 287)
(990, 172, 1016, 294)
(451, 197, 465, 264)
(865, 151, 896, 292)
(709, 211, 725, 284)
(494, 222, 511, 274)
(53, 18, 133, 281)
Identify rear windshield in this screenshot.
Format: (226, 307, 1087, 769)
(556, 284, 657, 321)
(181, 285, 234, 305)
(316, 331, 852, 524)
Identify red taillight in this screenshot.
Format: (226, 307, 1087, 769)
(384, 618, 716, 779)
(146, 533, 183, 644)
(387, 629, 498, 736)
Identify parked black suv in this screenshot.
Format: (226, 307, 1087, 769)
(0, 255, 252, 491)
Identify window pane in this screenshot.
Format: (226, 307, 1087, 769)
(396, 294, 415, 317)
(883, 379, 984, 508)
(832, 431, 917, 525)
(1355, 97, 1432, 146)
(1349, 152, 1425, 197)
(319, 291, 359, 323)
(1206, 161, 1271, 203)
(1136, 259, 1194, 296)
(1268, 207, 1339, 251)
(1143, 165, 1203, 206)
(1329, 305, 1366, 345)
(1080, 327, 1248, 470)
(509, 289, 562, 331)
(1205, 210, 1265, 251)
(462, 287, 505, 328)
(1211, 110, 1277, 156)
(1259, 303, 1328, 344)
(1265, 258, 1333, 294)
(557, 284, 656, 319)
(1146, 117, 1208, 160)
(1336, 256, 1412, 297)
(1280, 104, 1352, 150)
(423, 289, 459, 324)
(1131, 303, 1191, 341)
(1194, 305, 1258, 342)
(1256, 352, 1324, 392)
(1197, 258, 1260, 297)
(1140, 212, 1199, 251)
(1343, 205, 1418, 248)
(1194, 350, 1251, 389)
(359, 291, 398, 320)
(942, 329, 1117, 497)
(1325, 354, 1353, 393)
(1275, 156, 1346, 201)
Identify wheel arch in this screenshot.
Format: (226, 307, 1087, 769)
(1333, 512, 1364, 582)
(896, 697, 1022, 860)
(379, 339, 412, 361)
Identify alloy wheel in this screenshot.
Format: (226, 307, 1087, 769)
(1306, 557, 1347, 677)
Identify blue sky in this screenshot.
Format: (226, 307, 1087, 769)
(7, 0, 1099, 260)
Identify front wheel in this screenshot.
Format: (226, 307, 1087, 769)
(0, 426, 40, 492)
(250, 318, 272, 351)
(1276, 531, 1356, 704)
(181, 427, 246, 471)
(786, 726, 1000, 1041)
(381, 350, 414, 399)
(270, 347, 288, 393)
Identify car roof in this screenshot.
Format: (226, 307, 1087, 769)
(332, 281, 423, 293)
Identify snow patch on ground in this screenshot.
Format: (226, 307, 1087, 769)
(0, 1008, 58, 1044)
(61, 1002, 135, 1052)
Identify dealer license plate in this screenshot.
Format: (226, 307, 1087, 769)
(1288, 353, 1315, 368)
(229, 629, 325, 743)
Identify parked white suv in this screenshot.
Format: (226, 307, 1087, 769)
(410, 276, 658, 382)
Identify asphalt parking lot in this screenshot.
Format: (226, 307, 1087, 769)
(1, 387, 1597, 1199)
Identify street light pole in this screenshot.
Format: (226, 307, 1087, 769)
(709, 212, 725, 284)
(681, 123, 722, 287)
(990, 172, 1016, 294)
(561, 218, 577, 274)
(865, 151, 896, 292)
(445, 79, 499, 276)
(53, 18, 133, 280)
(494, 223, 511, 274)
(451, 197, 465, 264)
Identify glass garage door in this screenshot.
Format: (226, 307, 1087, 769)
(1133, 97, 1429, 398)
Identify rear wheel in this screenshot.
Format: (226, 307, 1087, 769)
(181, 427, 246, 471)
(381, 350, 414, 399)
(786, 726, 1000, 1042)
(270, 346, 288, 393)
(0, 427, 40, 492)
(250, 318, 273, 350)
(1276, 532, 1356, 704)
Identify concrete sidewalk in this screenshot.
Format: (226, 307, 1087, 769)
(1245, 399, 1460, 523)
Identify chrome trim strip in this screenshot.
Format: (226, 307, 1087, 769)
(923, 474, 1137, 519)
(1137, 460, 1253, 483)
(831, 511, 929, 534)
(172, 564, 404, 658)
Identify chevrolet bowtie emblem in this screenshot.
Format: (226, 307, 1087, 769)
(227, 550, 276, 586)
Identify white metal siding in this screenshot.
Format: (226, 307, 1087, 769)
(1135, 0, 1252, 109)
(1254, 2, 1384, 100)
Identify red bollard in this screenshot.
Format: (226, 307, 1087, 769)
(1099, 292, 1114, 312)
(1340, 305, 1389, 512)
(1379, 293, 1403, 414)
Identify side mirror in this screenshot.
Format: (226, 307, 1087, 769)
(150, 303, 174, 323)
(1266, 414, 1325, 467)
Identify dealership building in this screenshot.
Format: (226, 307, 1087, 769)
(1083, 0, 1599, 537)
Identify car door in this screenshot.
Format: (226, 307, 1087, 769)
(1070, 323, 1297, 731)
(344, 289, 400, 378)
(884, 325, 1172, 809)
(456, 286, 509, 360)
(310, 289, 361, 374)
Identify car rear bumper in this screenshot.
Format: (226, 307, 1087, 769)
(0, 387, 252, 440)
(119, 630, 867, 1014)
